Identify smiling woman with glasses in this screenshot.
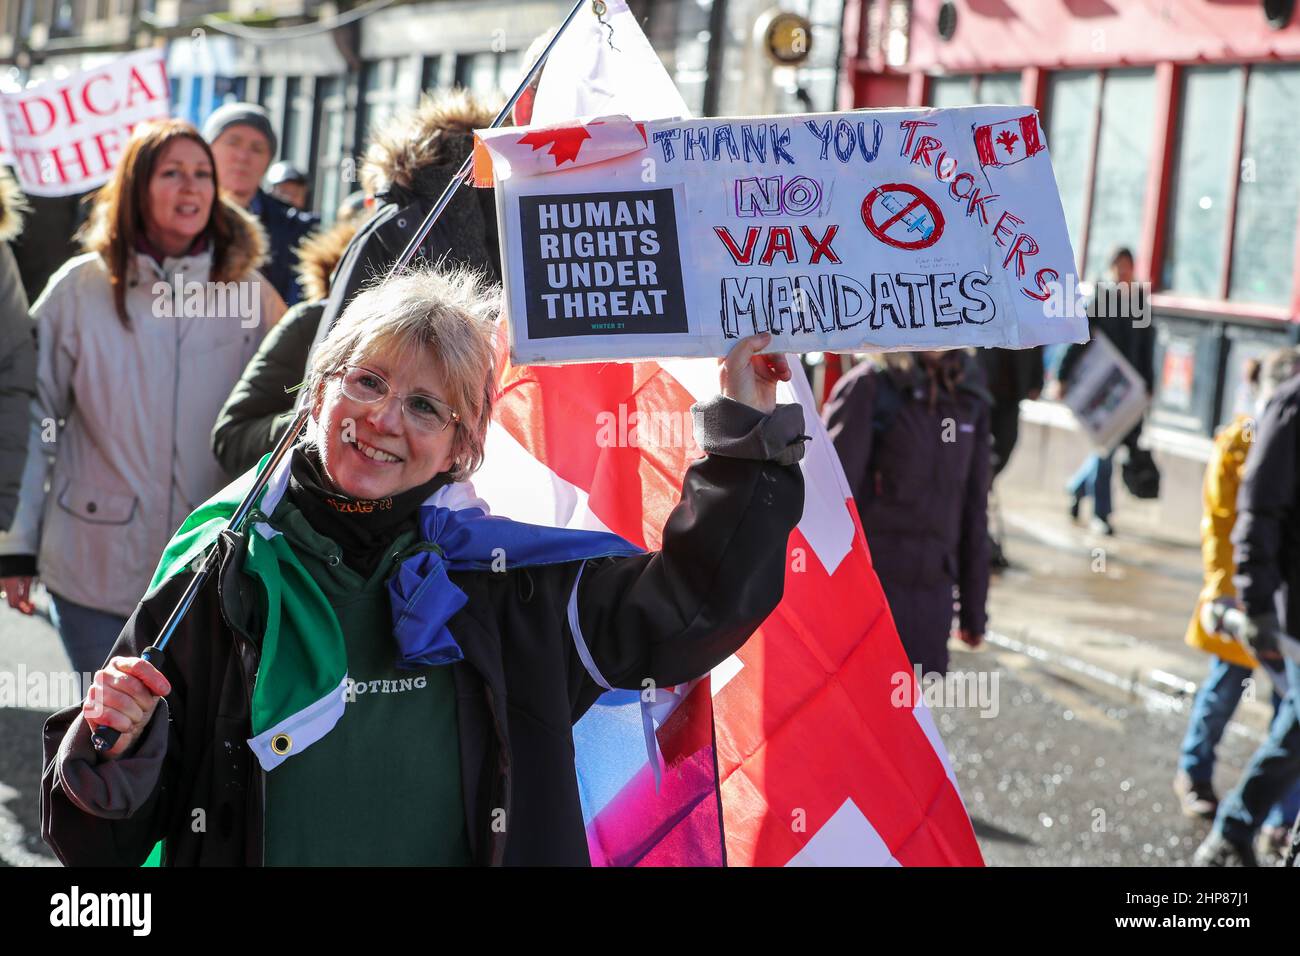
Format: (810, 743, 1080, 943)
(42, 264, 811, 867)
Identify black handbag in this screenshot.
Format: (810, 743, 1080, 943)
(1122, 446, 1161, 499)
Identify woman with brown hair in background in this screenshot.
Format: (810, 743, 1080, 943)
(0, 118, 285, 688)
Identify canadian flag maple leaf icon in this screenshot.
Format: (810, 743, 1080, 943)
(973, 115, 1044, 168)
(517, 126, 593, 166)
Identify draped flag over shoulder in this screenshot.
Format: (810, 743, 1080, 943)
(469, 0, 983, 866)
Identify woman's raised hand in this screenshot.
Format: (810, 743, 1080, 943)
(83, 656, 172, 760)
(720, 332, 793, 415)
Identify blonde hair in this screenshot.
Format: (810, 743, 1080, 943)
(307, 266, 500, 480)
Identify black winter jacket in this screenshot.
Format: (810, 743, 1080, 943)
(211, 300, 322, 476)
(41, 397, 805, 866)
(1233, 373, 1300, 632)
(823, 356, 991, 673)
(250, 190, 318, 308)
(1058, 281, 1154, 391)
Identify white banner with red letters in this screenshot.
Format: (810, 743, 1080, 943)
(475, 106, 1088, 364)
(0, 49, 170, 197)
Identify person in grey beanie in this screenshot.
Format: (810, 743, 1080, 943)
(203, 102, 318, 306)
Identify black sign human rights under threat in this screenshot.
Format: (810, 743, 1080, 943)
(518, 188, 688, 340)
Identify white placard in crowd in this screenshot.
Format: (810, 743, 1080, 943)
(475, 106, 1089, 364)
(0, 49, 170, 197)
(1062, 332, 1150, 452)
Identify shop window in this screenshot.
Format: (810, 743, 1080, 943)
(885, 0, 910, 66)
(498, 51, 523, 94)
(1163, 66, 1244, 298)
(357, 59, 399, 143)
(421, 55, 442, 95)
(1228, 64, 1300, 305)
(281, 77, 318, 179)
(929, 75, 975, 108)
(665, 0, 710, 116)
(256, 75, 276, 114)
(978, 72, 1022, 105)
(714, 0, 845, 116)
(313, 76, 347, 223)
(454, 51, 519, 99)
(212, 76, 246, 111)
(1045, 71, 1099, 260)
(1084, 69, 1156, 281)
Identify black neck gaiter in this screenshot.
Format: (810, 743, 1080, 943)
(286, 445, 450, 577)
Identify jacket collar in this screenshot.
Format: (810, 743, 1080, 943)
(132, 235, 214, 282)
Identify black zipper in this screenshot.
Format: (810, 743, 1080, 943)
(231, 626, 265, 866)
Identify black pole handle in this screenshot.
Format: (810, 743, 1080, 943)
(90, 645, 166, 754)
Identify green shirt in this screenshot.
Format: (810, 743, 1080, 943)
(262, 501, 472, 866)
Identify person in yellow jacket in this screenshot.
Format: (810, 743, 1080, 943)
(1174, 348, 1300, 853)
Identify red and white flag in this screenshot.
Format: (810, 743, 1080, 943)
(471, 0, 984, 866)
(472, 117, 646, 187)
(973, 114, 1044, 168)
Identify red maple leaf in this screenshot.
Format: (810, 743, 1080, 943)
(517, 126, 593, 166)
(995, 129, 1019, 156)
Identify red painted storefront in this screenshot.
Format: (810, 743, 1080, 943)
(836, 0, 1300, 435)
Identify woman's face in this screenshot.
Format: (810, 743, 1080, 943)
(313, 340, 458, 501)
(143, 138, 215, 254)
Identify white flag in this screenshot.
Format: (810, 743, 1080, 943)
(532, 0, 691, 124)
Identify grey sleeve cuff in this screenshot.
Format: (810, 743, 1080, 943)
(56, 701, 170, 820)
(691, 396, 809, 466)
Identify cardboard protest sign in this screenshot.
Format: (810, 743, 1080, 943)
(1063, 332, 1150, 452)
(0, 49, 170, 197)
(475, 107, 1089, 364)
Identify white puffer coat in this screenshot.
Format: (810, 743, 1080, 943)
(0, 198, 286, 615)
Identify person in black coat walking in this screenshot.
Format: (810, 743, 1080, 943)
(1057, 247, 1154, 535)
(1194, 370, 1300, 866)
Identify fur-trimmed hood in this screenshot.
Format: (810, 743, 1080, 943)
(871, 348, 992, 406)
(79, 195, 269, 281)
(0, 169, 28, 244)
(295, 217, 360, 302)
(361, 88, 498, 200)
